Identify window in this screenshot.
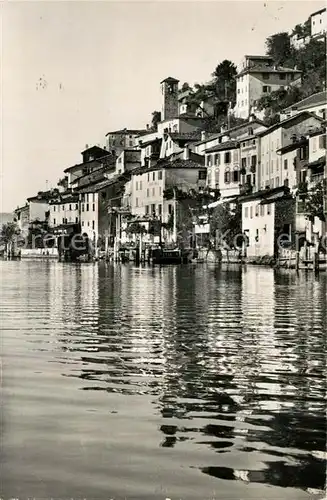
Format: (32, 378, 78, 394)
(255, 228, 259, 242)
(284, 159, 288, 170)
(233, 169, 239, 183)
(238, 89, 240, 94)
(53, 218, 56, 225)
(86, 204, 89, 211)
(260, 204, 265, 216)
(86, 194, 89, 203)
(267, 204, 271, 215)
(158, 171, 163, 180)
(136, 181, 138, 190)
(151, 204, 155, 215)
(198, 170, 206, 180)
(129, 140, 133, 147)
(168, 204, 172, 215)
(92, 203, 95, 211)
(224, 151, 231, 163)
(82, 204, 84, 212)
(263, 86, 271, 93)
(147, 173, 150, 182)
(139, 181, 142, 190)
(92, 221, 95, 230)
(82, 221, 84, 226)
(62, 205, 65, 211)
(290, 74, 294, 81)
(53, 206, 56, 212)
(319, 134, 326, 149)
(75, 217, 78, 223)
(135, 197, 139, 207)
(69, 204, 72, 211)
(87, 221, 90, 227)
(255, 204, 259, 216)
(92, 193, 95, 202)
(250, 206, 253, 218)
(279, 74, 286, 80)
(275, 177, 279, 187)
(145, 205, 149, 215)
(159, 187, 162, 196)
(262, 73, 269, 80)
(152, 187, 155, 196)
(320, 109, 326, 120)
(241, 157, 247, 168)
(206, 155, 212, 167)
(224, 168, 231, 183)
(75, 204, 78, 210)
(271, 159, 274, 172)
(214, 153, 220, 165)
(245, 207, 249, 218)
(284, 178, 289, 187)
(158, 204, 162, 215)
(153, 172, 155, 181)
(62, 217, 65, 224)
(251, 155, 256, 168)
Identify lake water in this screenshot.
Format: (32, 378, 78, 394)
(1, 260, 326, 500)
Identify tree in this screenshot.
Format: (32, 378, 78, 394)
(181, 82, 191, 92)
(212, 59, 237, 103)
(305, 179, 326, 223)
(1, 222, 20, 253)
(150, 111, 161, 131)
(210, 201, 242, 250)
(126, 222, 147, 235)
(266, 32, 292, 65)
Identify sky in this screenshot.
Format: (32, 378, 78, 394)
(1, 0, 324, 212)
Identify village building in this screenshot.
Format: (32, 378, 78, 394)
(205, 140, 240, 200)
(256, 111, 324, 191)
(13, 204, 30, 237)
(233, 55, 302, 120)
(64, 145, 112, 186)
(49, 192, 79, 229)
(310, 7, 326, 40)
(105, 128, 147, 156)
(280, 91, 327, 121)
(240, 186, 295, 258)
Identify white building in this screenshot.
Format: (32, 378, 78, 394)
(234, 55, 302, 120)
(205, 140, 240, 199)
(310, 7, 326, 39)
(256, 111, 324, 191)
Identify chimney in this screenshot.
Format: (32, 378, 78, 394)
(183, 145, 190, 161)
(201, 131, 207, 141)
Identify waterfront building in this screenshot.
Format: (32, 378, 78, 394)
(256, 111, 324, 191)
(280, 91, 327, 121)
(240, 186, 295, 258)
(49, 192, 79, 228)
(64, 145, 112, 187)
(205, 140, 240, 200)
(13, 204, 30, 237)
(233, 55, 302, 120)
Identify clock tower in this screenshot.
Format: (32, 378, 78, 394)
(160, 77, 179, 121)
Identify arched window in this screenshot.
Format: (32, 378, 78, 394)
(224, 168, 231, 184)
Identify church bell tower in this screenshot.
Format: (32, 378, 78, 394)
(160, 77, 179, 121)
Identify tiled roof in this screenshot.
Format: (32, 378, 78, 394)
(257, 111, 324, 137)
(169, 131, 202, 142)
(64, 154, 116, 173)
(81, 145, 108, 155)
(131, 158, 206, 176)
(193, 119, 266, 146)
(310, 7, 326, 17)
(239, 185, 290, 203)
(236, 65, 302, 78)
(160, 76, 179, 84)
(276, 138, 308, 154)
(282, 91, 327, 112)
(206, 140, 239, 153)
(105, 128, 147, 136)
(308, 156, 326, 169)
(76, 173, 129, 194)
(138, 138, 162, 147)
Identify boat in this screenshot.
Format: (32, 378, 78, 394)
(151, 247, 183, 264)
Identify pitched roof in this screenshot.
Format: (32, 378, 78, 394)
(310, 7, 326, 17)
(193, 119, 266, 146)
(160, 77, 179, 84)
(131, 158, 206, 176)
(239, 185, 290, 203)
(206, 140, 240, 153)
(308, 156, 326, 169)
(168, 131, 202, 142)
(282, 91, 327, 113)
(236, 65, 302, 78)
(105, 128, 147, 136)
(257, 111, 324, 137)
(276, 137, 308, 154)
(81, 145, 108, 155)
(64, 153, 115, 173)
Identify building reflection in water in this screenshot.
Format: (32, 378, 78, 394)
(51, 262, 326, 494)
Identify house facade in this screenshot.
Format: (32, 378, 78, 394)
(280, 91, 327, 121)
(257, 112, 323, 191)
(311, 8, 326, 39)
(234, 55, 302, 120)
(205, 141, 241, 199)
(105, 129, 146, 155)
